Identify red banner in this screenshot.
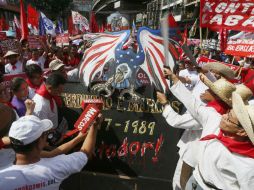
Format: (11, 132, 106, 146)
(225, 39, 254, 58)
(56, 34, 69, 47)
(200, 0, 254, 32)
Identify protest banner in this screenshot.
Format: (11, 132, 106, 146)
(27, 35, 42, 49)
(0, 39, 21, 54)
(74, 104, 101, 133)
(0, 32, 7, 40)
(56, 33, 70, 47)
(200, 0, 254, 32)
(72, 10, 90, 31)
(225, 39, 254, 58)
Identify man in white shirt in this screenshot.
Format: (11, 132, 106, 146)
(165, 70, 254, 190)
(0, 114, 101, 190)
(178, 59, 199, 91)
(26, 49, 47, 69)
(33, 73, 66, 129)
(48, 59, 79, 82)
(4, 51, 23, 74)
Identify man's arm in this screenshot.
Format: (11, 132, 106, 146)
(41, 132, 87, 158)
(79, 114, 103, 159)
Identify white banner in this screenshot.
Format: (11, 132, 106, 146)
(71, 11, 89, 31)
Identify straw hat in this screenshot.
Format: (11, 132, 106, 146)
(3, 51, 19, 58)
(201, 73, 236, 106)
(232, 92, 254, 145)
(235, 84, 253, 104)
(202, 62, 235, 79)
(49, 59, 65, 71)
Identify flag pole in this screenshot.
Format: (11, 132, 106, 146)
(200, 27, 203, 50)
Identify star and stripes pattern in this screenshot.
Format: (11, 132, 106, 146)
(78, 28, 179, 92)
(138, 27, 179, 92)
(78, 31, 130, 86)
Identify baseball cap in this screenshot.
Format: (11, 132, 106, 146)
(49, 59, 65, 71)
(9, 115, 53, 145)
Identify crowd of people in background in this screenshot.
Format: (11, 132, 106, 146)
(0, 30, 254, 190)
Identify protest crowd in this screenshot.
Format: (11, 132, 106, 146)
(0, 1, 254, 190)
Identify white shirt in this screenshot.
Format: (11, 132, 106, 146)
(0, 152, 87, 190)
(163, 104, 202, 165)
(67, 68, 79, 82)
(170, 81, 254, 190)
(179, 69, 199, 91)
(5, 61, 23, 74)
(28, 86, 36, 99)
(26, 56, 46, 69)
(33, 93, 58, 128)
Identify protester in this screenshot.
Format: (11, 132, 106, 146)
(178, 58, 199, 91)
(49, 59, 79, 82)
(162, 68, 254, 189)
(0, 114, 102, 190)
(26, 38, 48, 69)
(33, 72, 66, 129)
(4, 51, 23, 74)
(10, 77, 29, 117)
(26, 49, 45, 69)
(25, 64, 44, 99)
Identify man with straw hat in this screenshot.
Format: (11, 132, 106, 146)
(157, 69, 253, 189)
(158, 75, 235, 190)
(4, 51, 23, 74)
(163, 69, 254, 190)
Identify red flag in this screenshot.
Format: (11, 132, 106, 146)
(183, 26, 188, 44)
(168, 13, 178, 28)
(101, 24, 105, 33)
(27, 4, 39, 29)
(68, 16, 73, 35)
(14, 16, 21, 39)
(20, 0, 28, 40)
(0, 17, 9, 31)
(90, 12, 99, 33)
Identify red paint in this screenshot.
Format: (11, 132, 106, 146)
(117, 137, 129, 157)
(141, 142, 154, 157)
(129, 142, 140, 155)
(96, 135, 164, 162)
(152, 134, 164, 163)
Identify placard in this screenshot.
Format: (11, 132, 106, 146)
(56, 34, 70, 47)
(225, 39, 254, 58)
(27, 35, 42, 49)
